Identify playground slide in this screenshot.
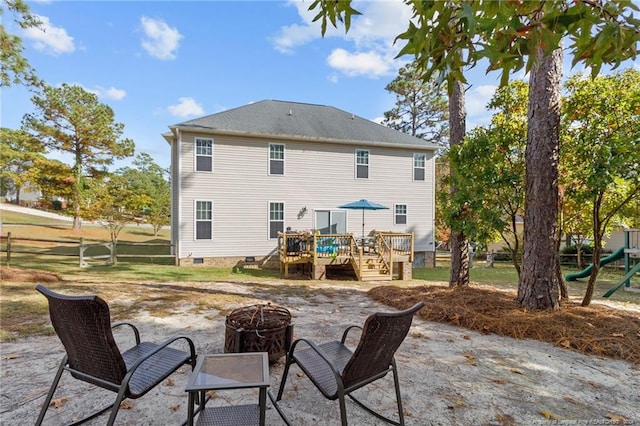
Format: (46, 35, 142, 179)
(603, 262, 640, 298)
(565, 246, 626, 281)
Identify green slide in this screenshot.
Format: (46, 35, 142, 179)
(603, 262, 640, 298)
(565, 246, 626, 281)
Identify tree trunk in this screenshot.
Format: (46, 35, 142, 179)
(517, 46, 562, 310)
(449, 79, 470, 287)
(577, 245, 584, 270)
(582, 197, 604, 306)
(555, 230, 568, 300)
(509, 214, 521, 279)
(73, 157, 82, 231)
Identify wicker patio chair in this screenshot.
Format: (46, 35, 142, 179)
(35, 284, 197, 426)
(271, 302, 424, 426)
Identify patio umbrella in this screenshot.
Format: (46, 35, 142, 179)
(338, 199, 389, 238)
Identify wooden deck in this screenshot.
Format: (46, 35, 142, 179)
(277, 232, 414, 281)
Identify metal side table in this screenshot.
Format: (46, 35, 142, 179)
(185, 352, 269, 426)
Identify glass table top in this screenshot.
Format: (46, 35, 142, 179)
(186, 352, 269, 391)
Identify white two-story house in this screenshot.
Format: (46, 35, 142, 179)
(163, 100, 439, 270)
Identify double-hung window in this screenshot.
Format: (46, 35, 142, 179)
(355, 149, 369, 179)
(413, 153, 426, 181)
(395, 204, 407, 225)
(269, 143, 285, 175)
(195, 200, 213, 240)
(195, 138, 213, 172)
(269, 202, 284, 239)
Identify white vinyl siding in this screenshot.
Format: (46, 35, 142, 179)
(269, 202, 284, 239)
(269, 143, 285, 175)
(395, 204, 407, 225)
(195, 138, 213, 172)
(355, 149, 369, 179)
(413, 153, 426, 181)
(195, 200, 212, 240)
(176, 132, 436, 258)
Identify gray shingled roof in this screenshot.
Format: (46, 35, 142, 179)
(171, 100, 439, 149)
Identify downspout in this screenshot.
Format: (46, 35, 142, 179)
(175, 127, 182, 264)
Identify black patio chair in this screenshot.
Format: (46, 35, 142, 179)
(35, 284, 197, 426)
(271, 302, 424, 426)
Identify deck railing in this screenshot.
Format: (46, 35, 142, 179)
(278, 231, 413, 279)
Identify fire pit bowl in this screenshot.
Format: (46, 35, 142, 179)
(224, 304, 293, 363)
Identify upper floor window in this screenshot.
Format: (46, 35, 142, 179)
(413, 153, 426, 181)
(269, 143, 285, 175)
(195, 200, 212, 240)
(269, 202, 284, 239)
(195, 138, 213, 172)
(355, 149, 369, 179)
(395, 204, 407, 225)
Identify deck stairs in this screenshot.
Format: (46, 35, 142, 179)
(356, 253, 392, 281)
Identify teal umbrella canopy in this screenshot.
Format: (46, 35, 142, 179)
(338, 199, 389, 237)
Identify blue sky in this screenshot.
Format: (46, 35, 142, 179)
(3, 1, 638, 171)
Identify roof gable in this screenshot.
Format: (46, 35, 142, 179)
(171, 100, 439, 150)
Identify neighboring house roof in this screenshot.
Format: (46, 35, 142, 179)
(165, 100, 439, 150)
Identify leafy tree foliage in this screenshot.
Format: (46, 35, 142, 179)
(445, 81, 528, 278)
(23, 83, 134, 231)
(561, 69, 640, 306)
(116, 153, 170, 236)
(559, 188, 594, 270)
(434, 156, 451, 249)
(382, 62, 449, 146)
(309, 0, 639, 309)
(0, 0, 41, 87)
(82, 174, 133, 249)
(31, 157, 75, 206)
(0, 127, 43, 203)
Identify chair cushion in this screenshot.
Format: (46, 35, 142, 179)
(292, 340, 353, 399)
(122, 342, 191, 398)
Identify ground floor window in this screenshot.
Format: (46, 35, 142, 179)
(315, 210, 346, 234)
(269, 202, 284, 238)
(195, 200, 212, 240)
(395, 204, 407, 225)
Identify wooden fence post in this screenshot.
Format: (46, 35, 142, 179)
(111, 240, 116, 266)
(79, 237, 84, 267)
(6, 232, 11, 263)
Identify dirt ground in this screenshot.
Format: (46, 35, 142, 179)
(1, 271, 639, 425)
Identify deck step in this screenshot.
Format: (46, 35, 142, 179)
(360, 274, 392, 282)
(359, 268, 391, 280)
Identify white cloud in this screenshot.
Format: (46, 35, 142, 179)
(99, 87, 127, 101)
(327, 48, 392, 77)
(140, 16, 183, 60)
(272, 1, 409, 78)
(168, 97, 204, 117)
(272, 23, 320, 54)
(327, 73, 339, 84)
(23, 14, 75, 55)
(466, 85, 497, 127)
(342, 1, 412, 50)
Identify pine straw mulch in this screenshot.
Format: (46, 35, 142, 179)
(368, 285, 640, 365)
(0, 267, 62, 283)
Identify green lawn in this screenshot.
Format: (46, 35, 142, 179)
(2, 209, 638, 307)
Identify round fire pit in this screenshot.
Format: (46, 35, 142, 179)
(224, 304, 293, 363)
